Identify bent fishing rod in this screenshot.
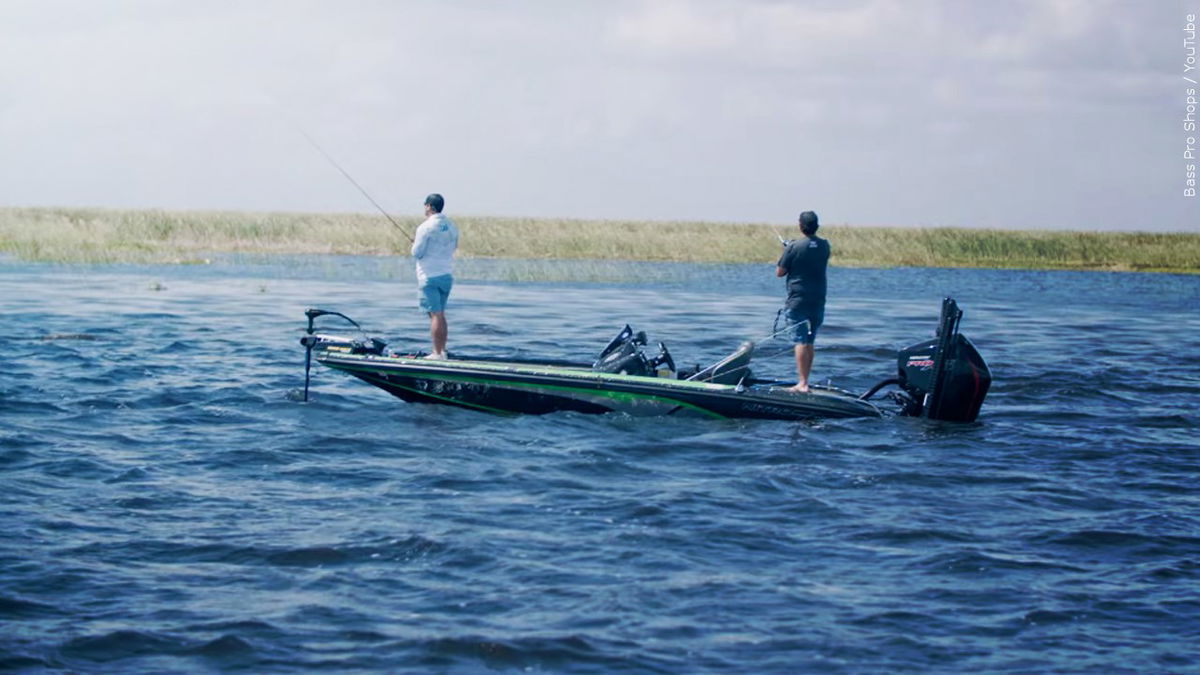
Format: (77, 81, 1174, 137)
(297, 128, 413, 242)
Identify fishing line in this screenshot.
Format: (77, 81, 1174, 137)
(751, 310, 811, 361)
(764, 308, 808, 341)
(294, 127, 414, 242)
(263, 93, 414, 242)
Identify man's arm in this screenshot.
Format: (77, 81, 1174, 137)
(411, 225, 427, 258)
(776, 243, 793, 277)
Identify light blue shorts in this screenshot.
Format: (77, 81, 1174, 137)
(418, 274, 453, 313)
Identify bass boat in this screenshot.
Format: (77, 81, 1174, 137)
(300, 298, 990, 422)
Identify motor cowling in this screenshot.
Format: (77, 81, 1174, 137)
(896, 298, 991, 422)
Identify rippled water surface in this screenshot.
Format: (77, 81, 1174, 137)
(2, 257, 1198, 672)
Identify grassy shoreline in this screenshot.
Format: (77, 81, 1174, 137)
(1, 206, 1197, 274)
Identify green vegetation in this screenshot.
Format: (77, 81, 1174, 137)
(1, 206, 1196, 274)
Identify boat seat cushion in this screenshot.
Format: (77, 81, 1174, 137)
(687, 341, 754, 385)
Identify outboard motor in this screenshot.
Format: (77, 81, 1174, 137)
(895, 298, 991, 422)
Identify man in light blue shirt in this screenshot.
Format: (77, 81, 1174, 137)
(411, 193, 459, 359)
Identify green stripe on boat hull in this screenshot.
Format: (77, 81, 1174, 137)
(319, 352, 882, 421)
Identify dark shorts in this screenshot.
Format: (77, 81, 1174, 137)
(418, 274, 453, 313)
(787, 305, 824, 345)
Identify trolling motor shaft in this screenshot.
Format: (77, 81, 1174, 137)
(300, 309, 388, 402)
(301, 308, 357, 402)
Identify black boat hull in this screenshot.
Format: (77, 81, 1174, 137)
(319, 352, 883, 421)
(300, 297, 991, 423)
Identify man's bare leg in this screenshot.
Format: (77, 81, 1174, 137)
(430, 311, 448, 356)
(788, 343, 814, 392)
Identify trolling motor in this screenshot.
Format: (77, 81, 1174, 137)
(300, 309, 386, 401)
(861, 298, 991, 422)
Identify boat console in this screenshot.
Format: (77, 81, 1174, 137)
(592, 325, 676, 377)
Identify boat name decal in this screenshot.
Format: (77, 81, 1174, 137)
(743, 403, 799, 416)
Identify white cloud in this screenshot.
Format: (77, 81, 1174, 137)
(611, 0, 740, 52)
(0, 0, 1193, 229)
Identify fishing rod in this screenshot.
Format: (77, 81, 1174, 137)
(296, 128, 413, 242)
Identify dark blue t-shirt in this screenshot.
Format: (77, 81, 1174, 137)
(777, 235, 830, 311)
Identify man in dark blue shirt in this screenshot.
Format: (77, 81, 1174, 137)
(775, 211, 830, 393)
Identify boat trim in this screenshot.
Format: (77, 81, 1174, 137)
(334, 360, 731, 419)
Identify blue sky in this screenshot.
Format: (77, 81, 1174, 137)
(1, 0, 1195, 231)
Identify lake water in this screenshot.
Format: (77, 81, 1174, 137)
(2, 256, 1198, 672)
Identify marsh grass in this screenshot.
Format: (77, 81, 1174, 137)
(1, 206, 1196, 274)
